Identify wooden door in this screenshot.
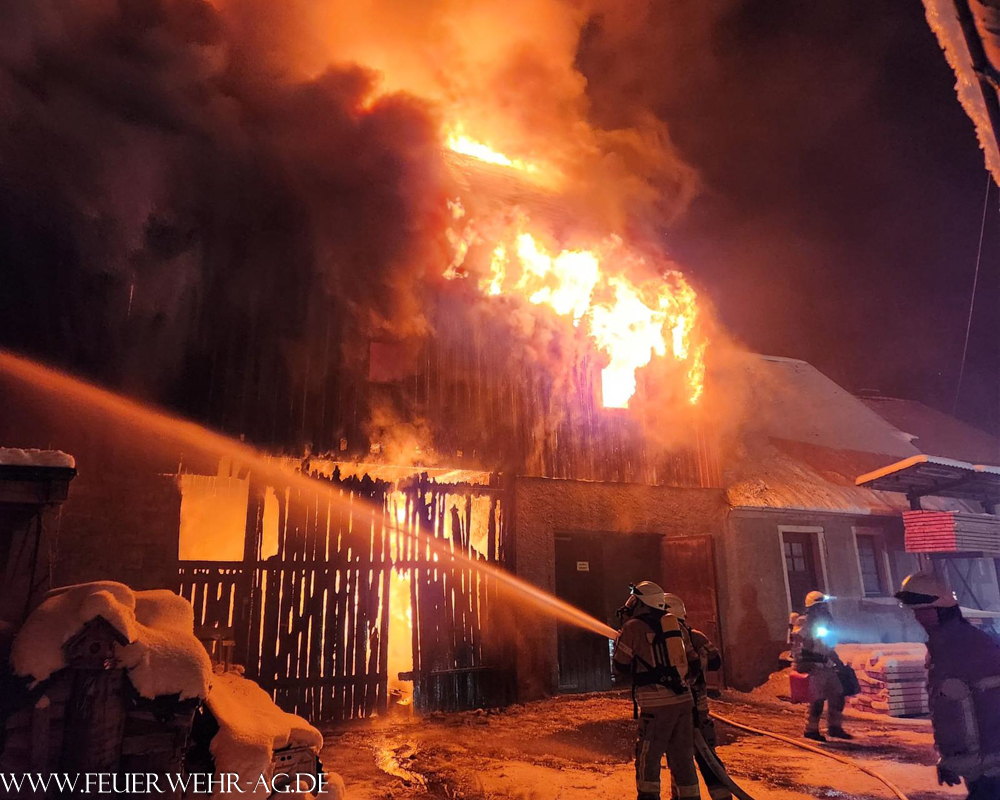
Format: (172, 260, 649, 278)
(661, 536, 722, 666)
(554, 533, 611, 693)
(782, 532, 821, 613)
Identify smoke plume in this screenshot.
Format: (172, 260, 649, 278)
(0, 0, 448, 397)
(0, 0, 740, 463)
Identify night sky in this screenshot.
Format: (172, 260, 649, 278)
(584, 0, 1000, 431)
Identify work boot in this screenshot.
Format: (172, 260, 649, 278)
(803, 731, 826, 742)
(828, 728, 853, 740)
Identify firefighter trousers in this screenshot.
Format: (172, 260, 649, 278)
(635, 700, 700, 800)
(804, 665, 845, 734)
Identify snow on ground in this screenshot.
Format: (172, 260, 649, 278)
(207, 670, 324, 797)
(321, 690, 963, 800)
(11, 581, 212, 699)
(0, 447, 75, 468)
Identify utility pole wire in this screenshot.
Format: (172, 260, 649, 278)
(954, 172, 992, 415)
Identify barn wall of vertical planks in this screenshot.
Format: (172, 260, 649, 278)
(179, 467, 514, 722)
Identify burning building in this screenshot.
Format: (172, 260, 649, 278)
(6, 0, 1000, 735)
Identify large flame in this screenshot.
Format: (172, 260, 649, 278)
(443, 176, 707, 409)
(445, 123, 541, 175)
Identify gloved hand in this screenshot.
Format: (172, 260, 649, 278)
(937, 764, 961, 786)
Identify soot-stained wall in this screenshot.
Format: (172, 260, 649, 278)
(511, 477, 727, 699)
(52, 472, 181, 592)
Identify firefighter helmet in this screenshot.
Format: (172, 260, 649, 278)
(895, 572, 958, 608)
(629, 581, 666, 610)
(804, 591, 829, 608)
(663, 593, 687, 620)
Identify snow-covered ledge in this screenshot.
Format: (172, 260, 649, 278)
(0, 448, 76, 505)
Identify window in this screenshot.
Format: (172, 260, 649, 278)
(784, 539, 808, 574)
(781, 529, 824, 613)
(856, 533, 887, 596)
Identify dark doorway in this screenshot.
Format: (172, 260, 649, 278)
(553, 531, 664, 693)
(554, 533, 610, 692)
(782, 531, 823, 613)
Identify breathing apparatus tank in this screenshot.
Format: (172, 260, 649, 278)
(651, 609, 689, 683)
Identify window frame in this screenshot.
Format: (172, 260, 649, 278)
(777, 525, 828, 615)
(852, 527, 891, 598)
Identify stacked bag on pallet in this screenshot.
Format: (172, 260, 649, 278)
(837, 643, 929, 717)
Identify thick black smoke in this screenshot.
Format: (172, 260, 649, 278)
(0, 0, 447, 404)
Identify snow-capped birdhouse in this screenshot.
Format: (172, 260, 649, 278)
(63, 616, 127, 670)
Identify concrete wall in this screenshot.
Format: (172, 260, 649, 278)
(719, 508, 903, 689)
(51, 473, 181, 591)
(511, 477, 727, 699)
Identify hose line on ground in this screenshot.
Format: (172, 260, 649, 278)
(710, 711, 911, 800)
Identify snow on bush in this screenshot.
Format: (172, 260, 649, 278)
(206, 671, 324, 797)
(0, 448, 76, 469)
(11, 581, 212, 700)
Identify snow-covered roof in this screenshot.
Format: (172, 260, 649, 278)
(727, 439, 922, 515)
(857, 453, 1000, 503)
(726, 357, 976, 514)
(860, 394, 1000, 465)
(743, 356, 921, 458)
(0, 448, 75, 469)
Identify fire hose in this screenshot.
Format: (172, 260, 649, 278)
(707, 711, 911, 800)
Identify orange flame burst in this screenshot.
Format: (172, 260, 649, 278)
(443, 131, 707, 409)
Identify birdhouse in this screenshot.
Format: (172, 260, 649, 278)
(63, 616, 128, 670)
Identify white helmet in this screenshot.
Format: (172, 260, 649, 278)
(629, 581, 666, 611)
(663, 593, 687, 620)
(804, 591, 829, 608)
(896, 572, 958, 609)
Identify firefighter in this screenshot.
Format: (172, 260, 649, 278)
(896, 571, 1000, 799)
(664, 593, 731, 800)
(614, 581, 701, 800)
(791, 590, 852, 741)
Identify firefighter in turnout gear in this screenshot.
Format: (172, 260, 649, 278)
(790, 590, 852, 742)
(614, 581, 701, 800)
(664, 594, 730, 800)
(897, 572, 1000, 799)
